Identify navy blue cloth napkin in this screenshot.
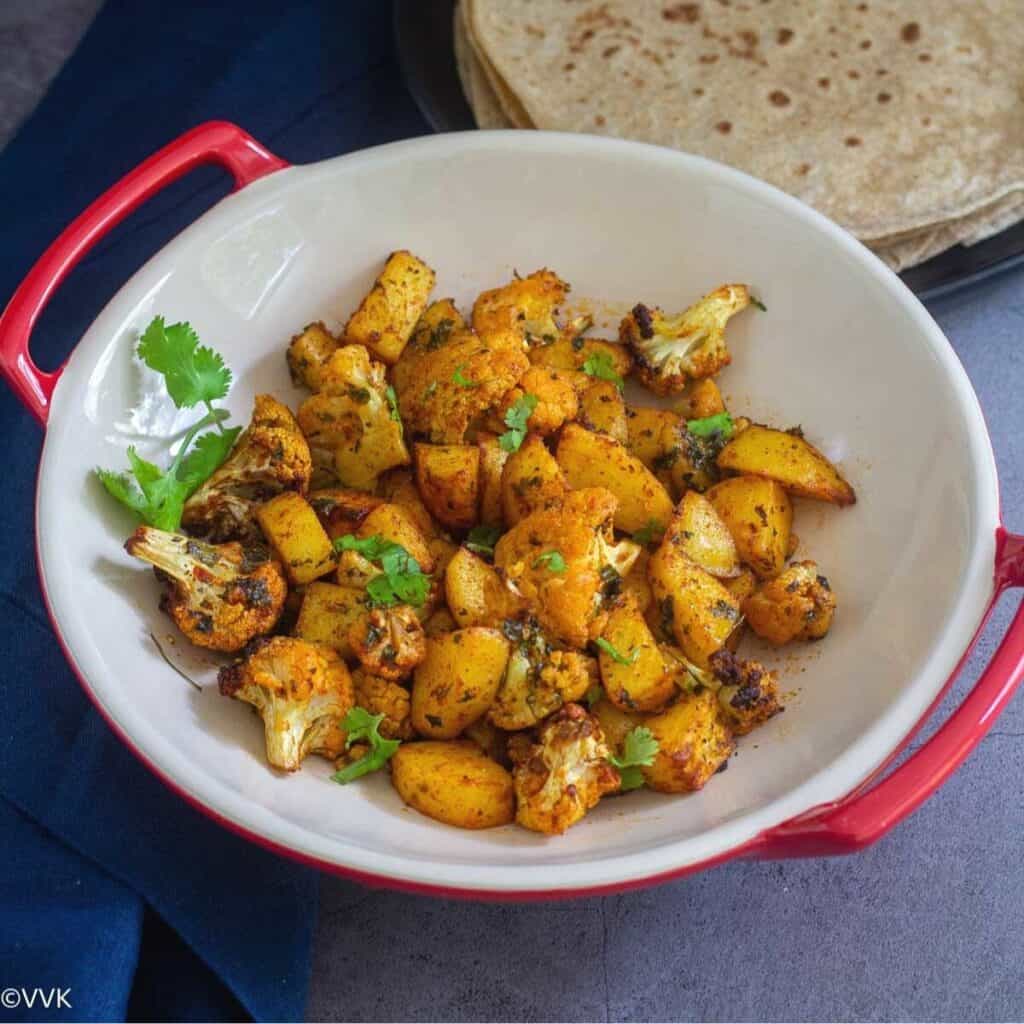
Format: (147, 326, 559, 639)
(0, 1, 430, 1019)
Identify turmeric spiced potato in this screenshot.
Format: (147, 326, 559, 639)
(118, 254, 856, 837)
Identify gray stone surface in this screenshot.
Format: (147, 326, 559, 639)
(308, 268, 1024, 1023)
(0, 0, 102, 147)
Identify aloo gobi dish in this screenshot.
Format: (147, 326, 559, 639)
(98, 252, 855, 835)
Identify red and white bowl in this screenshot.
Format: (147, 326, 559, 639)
(3, 122, 1023, 898)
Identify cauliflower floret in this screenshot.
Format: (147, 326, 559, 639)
(390, 298, 467, 397)
(181, 394, 312, 542)
(472, 269, 568, 346)
(296, 345, 410, 490)
(218, 636, 353, 771)
(352, 668, 413, 740)
(347, 604, 426, 680)
(708, 649, 782, 735)
(496, 366, 579, 436)
(509, 703, 620, 834)
(619, 284, 751, 397)
(394, 325, 529, 444)
(125, 526, 287, 652)
(488, 617, 594, 730)
(743, 560, 836, 646)
(494, 488, 641, 648)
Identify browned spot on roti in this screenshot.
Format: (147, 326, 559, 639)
(877, 91, 891, 103)
(715, 120, 732, 133)
(829, 49, 838, 57)
(525, 24, 545, 38)
(603, 44, 621, 57)
(901, 22, 920, 43)
(860, 39, 872, 49)
(693, 86, 705, 96)
(777, 27, 793, 44)
(662, 2, 701, 22)
(817, 76, 830, 88)
(918, 52, 931, 62)
(595, 114, 606, 126)
(699, 53, 719, 63)
(737, 29, 758, 47)
(844, 136, 862, 147)
(856, 2, 868, 9)
(795, 162, 812, 176)
(563, 61, 576, 71)
(876, 67, 888, 75)
(922, 116, 932, 126)
(769, 89, 790, 106)
(847, 69, 861, 79)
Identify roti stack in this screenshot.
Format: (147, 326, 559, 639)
(455, 0, 1024, 270)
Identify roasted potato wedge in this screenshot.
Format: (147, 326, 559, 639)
(378, 469, 439, 540)
(556, 424, 674, 534)
(357, 502, 435, 574)
(669, 490, 741, 579)
(717, 424, 856, 505)
(414, 443, 480, 531)
(706, 475, 792, 579)
(342, 249, 435, 364)
(411, 627, 510, 738)
(477, 434, 510, 527)
(501, 434, 567, 527)
(390, 740, 515, 829)
(589, 699, 649, 757)
(642, 689, 734, 792)
(293, 581, 367, 658)
(598, 601, 676, 713)
(578, 379, 628, 443)
(445, 547, 521, 628)
(686, 378, 726, 419)
(648, 529, 741, 667)
(307, 488, 383, 540)
(256, 492, 336, 585)
(287, 321, 338, 389)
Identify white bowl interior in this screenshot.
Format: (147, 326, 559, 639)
(37, 133, 998, 892)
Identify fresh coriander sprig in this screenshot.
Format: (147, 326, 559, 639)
(452, 364, 478, 388)
(584, 683, 605, 709)
(331, 707, 401, 784)
(533, 550, 567, 573)
(581, 350, 624, 391)
(335, 534, 431, 607)
(465, 524, 502, 558)
(686, 412, 734, 440)
(609, 726, 659, 791)
(499, 393, 538, 452)
(385, 384, 403, 434)
(595, 637, 640, 666)
(632, 519, 665, 546)
(96, 317, 240, 530)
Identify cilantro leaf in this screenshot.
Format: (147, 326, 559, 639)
(452, 363, 478, 388)
(609, 725, 659, 791)
(584, 683, 605, 708)
(581, 350, 624, 391)
(632, 519, 665, 546)
(137, 316, 232, 409)
(336, 534, 431, 608)
(498, 393, 538, 452)
(686, 412, 734, 440)
(466, 524, 502, 558)
(750, 295, 767, 312)
(595, 636, 641, 666)
(176, 426, 242, 492)
(385, 384, 403, 435)
(331, 707, 401, 784)
(533, 550, 567, 573)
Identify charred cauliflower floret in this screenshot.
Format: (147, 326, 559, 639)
(510, 703, 620, 834)
(125, 526, 287, 652)
(488, 618, 593, 730)
(494, 488, 641, 649)
(472, 268, 568, 346)
(347, 604, 427, 680)
(620, 284, 751, 397)
(181, 394, 312, 542)
(352, 668, 413, 740)
(708, 648, 782, 734)
(394, 325, 529, 444)
(496, 366, 579, 437)
(218, 636, 353, 771)
(296, 344, 410, 490)
(743, 560, 836, 646)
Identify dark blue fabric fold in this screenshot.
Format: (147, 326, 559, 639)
(0, 1, 430, 1019)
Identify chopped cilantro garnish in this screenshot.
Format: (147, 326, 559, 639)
(335, 534, 431, 607)
(498, 393, 538, 452)
(465, 524, 502, 558)
(584, 683, 605, 708)
(609, 726, 659, 791)
(330, 707, 400, 784)
(581, 350, 624, 391)
(452, 364, 478, 388)
(750, 295, 767, 312)
(533, 550, 567, 573)
(632, 519, 665, 546)
(595, 637, 640, 666)
(385, 384, 402, 434)
(686, 412, 734, 439)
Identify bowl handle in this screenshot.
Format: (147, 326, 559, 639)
(0, 121, 289, 425)
(758, 526, 1024, 856)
